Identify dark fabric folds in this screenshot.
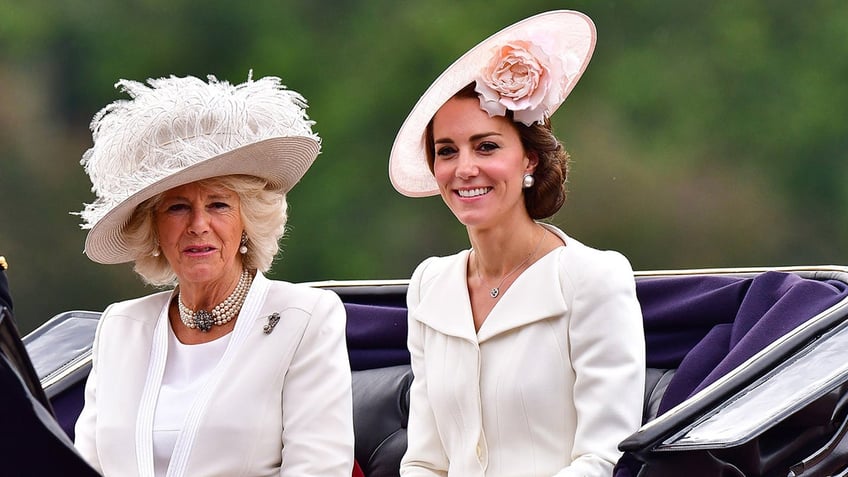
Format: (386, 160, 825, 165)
(345, 303, 410, 371)
(615, 271, 848, 477)
(638, 271, 848, 415)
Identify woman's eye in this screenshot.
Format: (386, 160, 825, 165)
(211, 201, 236, 212)
(436, 146, 457, 157)
(166, 203, 189, 213)
(478, 142, 499, 153)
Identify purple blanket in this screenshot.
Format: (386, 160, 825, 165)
(615, 270, 848, 476)
(639, 271, 848, 413)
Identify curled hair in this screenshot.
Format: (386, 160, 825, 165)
(518, 116, 569, 219)
(125, 175, 288, 286)
(425, 83, 569, 219)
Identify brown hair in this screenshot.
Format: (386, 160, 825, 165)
(424, 83, 569, 219)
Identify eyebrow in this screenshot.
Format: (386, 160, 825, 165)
(434, 131, 503, 144)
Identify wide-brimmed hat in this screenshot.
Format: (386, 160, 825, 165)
(389, 10, 596, 197)
(79, 73, 320, 264)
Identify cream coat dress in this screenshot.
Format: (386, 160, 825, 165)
(401, 225, 645, 477)
(74, 272, 354, 476)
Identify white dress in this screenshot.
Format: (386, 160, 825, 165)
(401, 224, 646, 477)
(152, 326, 231, 476)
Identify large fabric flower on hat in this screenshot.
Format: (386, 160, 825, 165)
(475, 38, 580, 126)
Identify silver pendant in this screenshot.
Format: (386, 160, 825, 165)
(490, 288, 500, 298)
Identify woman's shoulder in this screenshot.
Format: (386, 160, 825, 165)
(263, 278, 343, 311)
(264, 277, 327, 296)
(410, 250, 467, 285)
(103, 290, 172, 318)
(95, 291, 172, 338)
(564, 237, 631, 267)
(550, 227, 635, 283)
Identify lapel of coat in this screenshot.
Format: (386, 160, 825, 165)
(412, 250, 479, 343)
(133, 292, 173, 476)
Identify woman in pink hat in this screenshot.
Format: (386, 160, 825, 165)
(73, 74, 354, 476)
(389, 11, 645, 476)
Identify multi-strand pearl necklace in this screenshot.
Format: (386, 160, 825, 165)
(178, 268, 253, 332)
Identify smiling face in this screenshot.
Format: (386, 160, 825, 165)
(153, 181, 245, 288)
(431, 96, 537, 229)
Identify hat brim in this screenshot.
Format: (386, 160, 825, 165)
(388, 10, 596, 197)
(84, 136, 319, 264)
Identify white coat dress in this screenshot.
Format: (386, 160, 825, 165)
(401, 224, 645, 477)
(74, 272, 354, 476)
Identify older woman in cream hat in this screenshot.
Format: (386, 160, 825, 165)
(73, 74, 353, 476)
(390, 11, 645, 477)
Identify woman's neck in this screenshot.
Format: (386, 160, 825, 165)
(178, 268, 245, 311)
(469, 219, 543, 278)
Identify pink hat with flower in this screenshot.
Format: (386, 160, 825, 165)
(389, 10, 596, 197)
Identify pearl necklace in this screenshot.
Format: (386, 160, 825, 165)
(475, 227, 545, 299)
(178, 268, 253, 332)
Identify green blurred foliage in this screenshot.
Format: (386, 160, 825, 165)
(1, 0, 847, 332)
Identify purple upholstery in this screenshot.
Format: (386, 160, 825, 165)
(51, 380, 86, 441)
(638, 271, 848, 415)
(614, 271, 848, 477)
(344, 303, 410, 371)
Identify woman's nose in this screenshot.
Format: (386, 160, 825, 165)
(455, 152, 478, 179)
(187, 210, 210, 235)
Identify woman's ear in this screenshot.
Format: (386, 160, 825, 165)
(525, 151, 540, 174)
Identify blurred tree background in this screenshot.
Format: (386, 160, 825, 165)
(1, 0, 847, 333)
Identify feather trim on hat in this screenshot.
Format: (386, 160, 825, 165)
(78, 73, 319, 229)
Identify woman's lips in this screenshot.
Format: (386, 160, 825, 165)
(456, 187, 492, 198)
(183, 245, 216, 255)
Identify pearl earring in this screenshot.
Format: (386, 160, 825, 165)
(152, 248, 160, 257)
(152, 240, 160, 257)
(522, 173, 535, 188)
(239, 232, 248, 255)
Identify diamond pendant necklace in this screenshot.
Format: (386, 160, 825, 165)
(475, 227, 545, 299)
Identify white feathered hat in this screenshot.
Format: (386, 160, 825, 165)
(389, 10, 596, 197)
(79, 73, 320, 264)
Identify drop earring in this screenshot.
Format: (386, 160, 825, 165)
(522, 173, 535, 188)
(152, 239, 160, 257)
(239, 232, 248, 254)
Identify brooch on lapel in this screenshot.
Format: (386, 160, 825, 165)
(263, 312, 281, 334)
